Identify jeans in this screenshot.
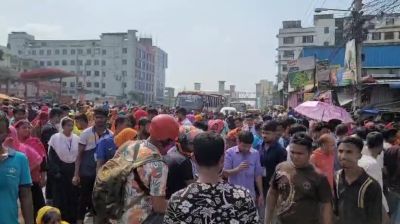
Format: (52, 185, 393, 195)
(387, 190, 400, 224)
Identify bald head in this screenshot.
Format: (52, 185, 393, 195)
(318, 133, 336, 153)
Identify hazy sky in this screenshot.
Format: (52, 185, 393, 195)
(0, 0, 352, 92)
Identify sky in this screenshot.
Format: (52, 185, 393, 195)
(0, 0, 353, 92)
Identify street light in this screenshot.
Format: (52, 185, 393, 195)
(314, 8, 352, 13)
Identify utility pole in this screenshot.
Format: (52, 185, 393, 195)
(354, 0, 363, 111)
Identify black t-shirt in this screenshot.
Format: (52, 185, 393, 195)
(384, 146, 400, 193)
(164, 147, 194, 199)
(41, 123, 58, 151)
(270, 161, 332, 224)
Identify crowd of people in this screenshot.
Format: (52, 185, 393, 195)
(0, 100, 399, 224)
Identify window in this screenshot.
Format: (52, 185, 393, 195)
(324, 41, 329, 46)
(32, 50, 36, 55)
(39, 50, 44, 55)
(77, 60, 83, 66)
(70, 60, 76, 65)
(62, 49, 67, 55)
(386, 18, 395, 25)
(86, 82, 92, 88)
(62, 60, 67, 66)
(283, 50, 294, 58)
(87, 49, 92, 55)
(302, 35, 314, 43)
(101, 60, 106, 66)
(71, 49, 76, 55)
(102, 49, 106, 55)
(95, 48, 100, 55)
(324, 27, 329, 34)
(47, 49, 51, 55)
(102, 71, 106, 77)
(40, 61, 45, 66)
(94, 60, 99, 65)
(86, 71, 91, 76)
(70, 82, 75, 88)
(122, 59, 127, 65)
(122, 71, 127, 77)
(282, 65, 287, 72)
(122, 48, 128, 54)
(94, 71, 100, 77)
(54, 61, 60, 66)
(371, 32, 381, 40)
(55, 49, 60, 55)
(78, 49, 83, 55)
(47, 61, 52, 66)
(102, 83, 106, 88)
(69, 90, 76, 94)
(385, 32, 394, 40)
(62, 82, 67, 87)
(94, 82, 99, 88)
(122, 82, 127, 88)
(86, 60, 91, 66)
(283, 37, 294, 44)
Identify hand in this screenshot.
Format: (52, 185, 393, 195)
(236, 161, 249, 172)
(72, 175, 80, 186)
(257, 194, 265, 207)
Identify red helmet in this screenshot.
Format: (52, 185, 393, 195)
(149, 114, 180, 141)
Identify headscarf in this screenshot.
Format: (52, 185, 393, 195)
(36, 206, 69, 224)
(194, 114, 203, 122)
(114, 128, 137, 148)
(48, 117, 80, 163)
(134, 109, 148, 121)
(208, 119, 225, 134)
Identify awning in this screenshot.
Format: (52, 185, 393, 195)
(19, 68, 75, 81)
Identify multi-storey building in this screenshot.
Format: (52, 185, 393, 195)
(6, 30, 168, 104)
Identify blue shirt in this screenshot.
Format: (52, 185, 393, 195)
(0, 149, 32, 224)
(252, 134, 263, 149)
(95, 135, 117, 163)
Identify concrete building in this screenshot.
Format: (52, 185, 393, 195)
(6, 30, 168, 104)
(153, 47, 168, 103)
(256, 80, 274, 108)
(164, 87, 175, 107)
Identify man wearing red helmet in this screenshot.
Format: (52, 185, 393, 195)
(119, 114, 179, 224)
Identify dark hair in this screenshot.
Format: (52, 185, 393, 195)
(254, 122, 262, 132)
(0, 112, 10, 128)
(328, 119, 342, 132)
(138, 117, 151, 127)
(193, 121, 208, 132)
(176, 107, 187, 116)
(115, 115, 128, 129)
(49, 108, 63, 119)
(366, 131, 384, 149)
(42, 210, 61, 224)
(314, 122, 329, 132)
(60, 105, 71, 113)
(355, 127, 367, 140)
(339, 136, 364, 152)
(262, 115, 272, 122)
(75, 113, 88, 124)
(383, 128, 398, 143)
(335, 124, 348, 136)
(301, 119, 310, 129)
(237, 131, 254, 144)
(290, 132, 313, 152)
(262, 120, 278, 132)
(147, 108, 159, 116)
(234, 117, 243, 123)
(245, 114, 254, 119)
(61, 117, 74, 127)
(13, 107, 26, 115)
(93, 107, 109, 117)
(127, 114, 137, 128)
(193, 132, 225, 167)
(288, 124, 307, 136)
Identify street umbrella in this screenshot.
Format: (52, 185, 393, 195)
(294, 101, 354, 123)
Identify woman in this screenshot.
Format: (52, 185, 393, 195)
(47, 117, 79, 223)
(15, 120, 47, 216)
(31, 111, 49, 138)
(310, 133, 335, 191)
(36, 206, 69, 224)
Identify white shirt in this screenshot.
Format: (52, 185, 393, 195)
(48, 133, 80, 163)
(358, 154, 389, 212)
(180, 118, 192, 126)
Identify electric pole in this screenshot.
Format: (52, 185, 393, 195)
(354, 0, 363, 111)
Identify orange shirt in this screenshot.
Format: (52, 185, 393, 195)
(310, 148, 334, 191)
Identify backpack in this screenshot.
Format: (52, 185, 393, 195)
(92, 140, 163, 222)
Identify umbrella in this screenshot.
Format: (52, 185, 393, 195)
(294, 101, 354, 123)
(0, 93, 12, 101)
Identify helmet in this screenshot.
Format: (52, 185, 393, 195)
(149, 114, 180, 141)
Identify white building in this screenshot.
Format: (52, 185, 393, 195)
(7, 30, 168, 104)
(153, 47, 168, 104)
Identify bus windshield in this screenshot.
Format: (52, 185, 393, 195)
(230, 102, 246, 112)
(176, 94, 203, 111)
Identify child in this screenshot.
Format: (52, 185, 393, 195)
(36, 206, 69, 224)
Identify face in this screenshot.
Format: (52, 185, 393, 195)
(62, 121, 74, 134)
(338, 143, 362, 169)
(321, 140, 336, 153)
(276, 125, 285, 138)
(75, 119, 87, 130)
(94, 114, 107, 127)
(116, 120, 130, 132)
(234, 120, 243, 129)
(14, 112, 26, 122)
(262, 130, 276, 144)
(17, 123, 31, 138)
(52, 115, 61, 125)
(290, 143, 311, 168)
(246, 118, 254, 127)
(237, 142, 252, 154)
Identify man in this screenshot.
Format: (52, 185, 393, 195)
(11, 106, 27, 125)
(0, 112, 34, 224)
(176, 107, 192, 126)
(265, 132, 332, 224)
(226, 117, 244, 148)
(335, 124, 348, 143)
(147, 108, 159, 120)
(120, 114, 179, 223)
(60, 105, 71, 119)
(73, 107, 111, 224)
(113, 115, 131, 135)
(164, 126, 201, 198)
(244, 114, 256, 135)
(137, 117, 151, 140)
(257, 120, 287, 195)
(277, 118, 296, 149)
(73, 113, 89, 136)
(384, 133, 400, 223)
(334, 136, 382, 224)
(358, 132, 389, 221)
(164, 132, 259, 223)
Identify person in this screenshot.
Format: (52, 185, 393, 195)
(114, 127, 137, 148)
(225, 117, 244, 148)
(335, 124, 348, 143)
(244, 114, 256, 135)
(27, 104, 38, 122)
(47, 117, 79, 223)
(257, 120, 287, 195)
(73, 107, 111, 224)
(36, 206, 69, 224)
(310, 133, 336, 190)
(15, 120, 47, 218)
(95, 131, 117, 170)
(164, 132, 260, 224)
(277, 118, 295, 149)
(119, 114, 179, 223)
(11, 106, 27, 125)
(0, 112, 34, 224)
(357, 132, 389, 221)
(113, 115, 131, 135)
(334, 136, 382, 224)
(147, 108, 159, 120)
(73, 113, 89, 136)
(59, 105, 71, 119)
(265, 132, 333, 224)
(384, 135, 400, 223)
(285, 124, 308, 161)
(31, 111, 49, 138)
(252, 122, 263, 149)
(175, 107, 192, 126)
(137, 117, 151, 140)
(164, 126, 201, 198)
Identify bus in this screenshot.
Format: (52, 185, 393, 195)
(175, 91, 226, 112)
(229, 102, 247, 113)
